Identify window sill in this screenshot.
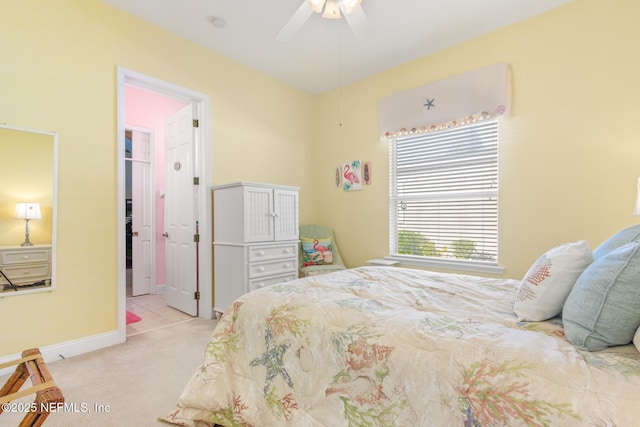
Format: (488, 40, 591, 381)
(384, 255, 505, 275)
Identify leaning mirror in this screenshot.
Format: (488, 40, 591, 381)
(0, 124, 57, 296)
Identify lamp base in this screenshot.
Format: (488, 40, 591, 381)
(21, 219, 33, 247)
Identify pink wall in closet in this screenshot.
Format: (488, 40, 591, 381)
(125, 84, 188, 289)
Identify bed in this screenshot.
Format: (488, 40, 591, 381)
(164, 263, 640, 427)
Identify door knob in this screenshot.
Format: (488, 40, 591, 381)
(132, 231, 139, 237)
(163, 232, 169, 238)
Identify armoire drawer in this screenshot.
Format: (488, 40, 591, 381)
(248, 243, 297, 262)
(249, 272, 298, 292)
(249, 258, 296, 278)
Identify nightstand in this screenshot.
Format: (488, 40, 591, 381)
(0, 245, 52, 289)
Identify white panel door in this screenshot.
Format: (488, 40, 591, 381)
(131, 130, 152, 296)
(164, 104, 197, 316)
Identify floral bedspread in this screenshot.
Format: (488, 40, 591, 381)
(166, 267, 640, 427)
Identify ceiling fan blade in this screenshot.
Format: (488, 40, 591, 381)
(276, 2, 314, 42)
(342, 4, 367, 38)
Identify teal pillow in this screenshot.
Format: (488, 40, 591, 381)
(562, 242, 640, 351)
(592, 224, 640, 260)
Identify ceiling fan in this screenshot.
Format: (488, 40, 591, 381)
(276, 0, 366, 41)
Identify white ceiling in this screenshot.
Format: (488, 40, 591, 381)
(100, 0, 574, 95)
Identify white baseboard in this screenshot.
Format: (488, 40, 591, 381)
(0, 330, 122, 376)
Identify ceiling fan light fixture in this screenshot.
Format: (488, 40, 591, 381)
(303, 0, 362, 22)
(306, 0, 325, 14)
(322, 0, 342, 19)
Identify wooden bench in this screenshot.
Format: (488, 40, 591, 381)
(0, 348, 64, 426)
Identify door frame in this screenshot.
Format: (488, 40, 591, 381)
(125, 125, 156, 296)
(116, 67, 213, 343)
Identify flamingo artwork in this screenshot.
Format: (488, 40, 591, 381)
(313, 239, 333, 264)
(343, 165, 360, 185)
(302, 237, 334, 265)
(342, 160, 363, 191)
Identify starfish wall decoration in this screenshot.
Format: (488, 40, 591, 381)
(424, 98, 436, 110)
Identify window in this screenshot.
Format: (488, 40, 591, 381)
(389, 120, 501, 273)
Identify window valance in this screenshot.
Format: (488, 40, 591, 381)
(378, 63, 511, 139)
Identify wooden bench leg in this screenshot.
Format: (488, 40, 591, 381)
(0, 348, 64, 426)
(0, 360, 30, 409)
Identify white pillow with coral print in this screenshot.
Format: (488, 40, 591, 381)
(634, 327, 640, 352)
(514, 240, 593, 322)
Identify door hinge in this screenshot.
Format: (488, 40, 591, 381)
(193, 177, 199, 185)
(194, 234, 200, 243)
(192, 119, 199, 128)
(194, 291, 200, 300)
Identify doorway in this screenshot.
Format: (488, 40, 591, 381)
(116, 67, 213, 343)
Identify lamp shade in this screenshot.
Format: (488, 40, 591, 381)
(322, 0, 341, 18)
(15, 202, 42, 220)
(306, 0, 325, 13)
(306, 0, 361, 17)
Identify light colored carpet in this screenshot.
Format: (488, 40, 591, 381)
(0, 318, 217, 426)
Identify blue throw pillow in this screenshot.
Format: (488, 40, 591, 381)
(592, 224, 640, 260)
(562, 242, 640, 351)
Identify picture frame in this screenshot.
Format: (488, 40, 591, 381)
(364, 161, 371, 185)
(342, 160, 362, 191)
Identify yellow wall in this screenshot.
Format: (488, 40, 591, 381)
(0, 0, 314, 355)
(1, 0, 638, 357)
(312, 0, 640, 278)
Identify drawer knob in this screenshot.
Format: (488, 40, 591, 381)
(257, 251, 265, 256)
(257, 267, 265, 272)
(23, 255, 30, 259)
(283, 263, 291, 268)
(258, 283, 265, 288)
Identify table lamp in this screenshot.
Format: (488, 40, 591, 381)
(15, 202, 41, 246)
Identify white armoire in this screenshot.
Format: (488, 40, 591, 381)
(212, 182, 299, 314)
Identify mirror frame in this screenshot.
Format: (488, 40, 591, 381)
(0, 124, 58, 297)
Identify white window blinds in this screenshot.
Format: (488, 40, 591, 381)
(390, 120, 499, 265)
